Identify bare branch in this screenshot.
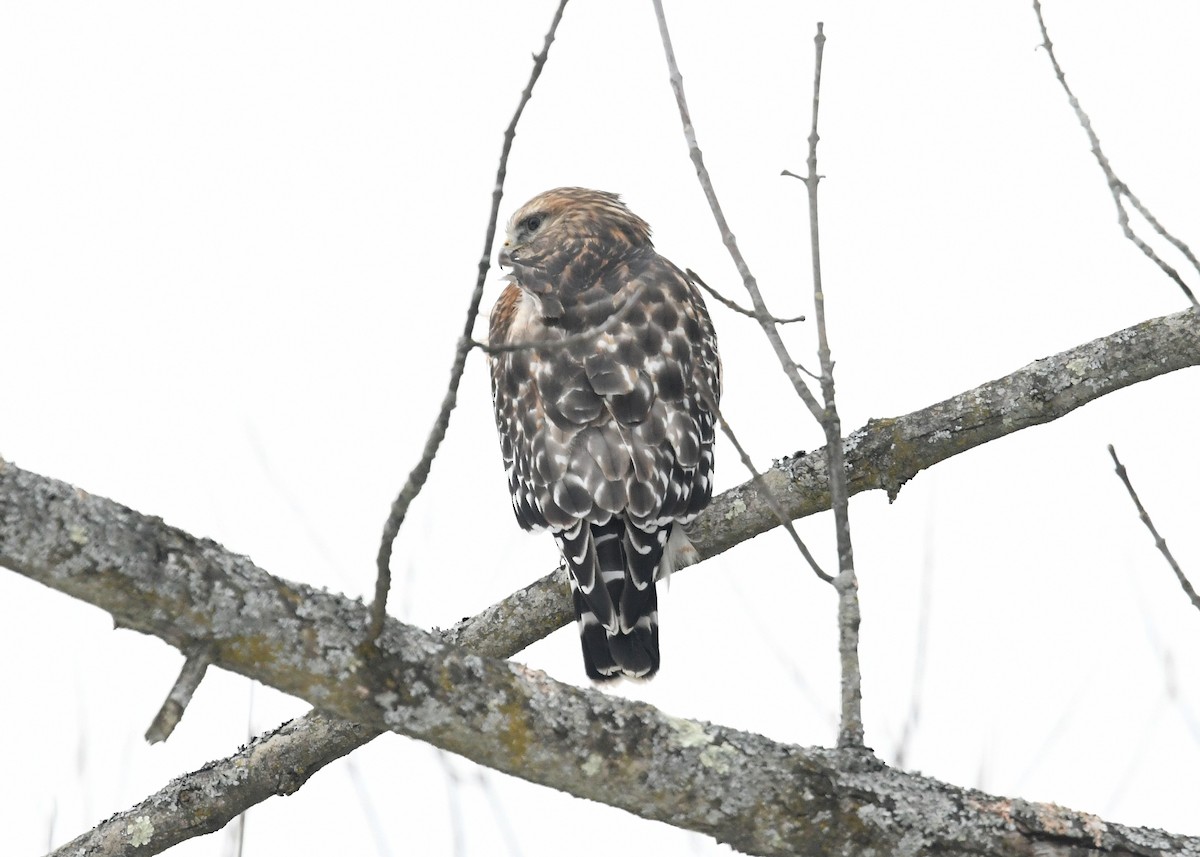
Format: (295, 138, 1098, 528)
(367, 0, 571, 643)
(8, 459, 1200, 857)
(1032, 0, 1200, 309)
(651, 0, 824, 421)
(23, 307, 1199, 854)
(685, 269, 806, 326)
(144, 643, 212, 745)
(1107, 444, 1200, 614)
(790, 22, 864, 751)
(49, 713, 374, 857)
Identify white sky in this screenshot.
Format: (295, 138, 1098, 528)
(2, 2, 1198, 855)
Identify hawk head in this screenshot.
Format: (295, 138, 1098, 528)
(499, 187, 653, 285)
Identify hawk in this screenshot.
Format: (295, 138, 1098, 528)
(488, 187, 720, 680)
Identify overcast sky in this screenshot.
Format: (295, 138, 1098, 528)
(3, 2, 1198, 855)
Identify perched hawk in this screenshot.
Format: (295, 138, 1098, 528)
(488, 187, 720, 680)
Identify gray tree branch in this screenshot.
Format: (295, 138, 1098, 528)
(7, 306, 1198, 856)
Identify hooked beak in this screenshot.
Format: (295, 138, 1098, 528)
(498, 244, 513, 268)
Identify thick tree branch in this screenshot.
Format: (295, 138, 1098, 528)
(12, 307, 1200, 855)
(11, 308, 1199, 855)
(45, 568, 558, 857)
(48, 713, 374, 856)
(693, 308, 1198, 558)
(6, 309, 1199, 855)
(5, 448, 1200, 857)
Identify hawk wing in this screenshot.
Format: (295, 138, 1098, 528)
(489, 250, 719, 678)
(490, 252, 718, 531)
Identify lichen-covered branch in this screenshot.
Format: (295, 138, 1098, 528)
(4, 457, 1200, 857)
(8, 307, 1199, 856)
(48, 713, 374, 857)
(443, 306, 1200, 646)
(694, 307, 1199, 553)
(45, 568, 566, 857)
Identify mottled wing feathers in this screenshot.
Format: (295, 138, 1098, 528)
(490, 255, 718, 534)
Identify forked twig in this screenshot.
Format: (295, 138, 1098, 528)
(367, 0, 570, 643)
(1108, 444, 1200, 614)
(689, 268, 817, 379)
(1033, 0, 1200, 310)
(651, 0, 823, 422)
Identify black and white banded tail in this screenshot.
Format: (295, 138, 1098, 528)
(555, 517, 675, 680)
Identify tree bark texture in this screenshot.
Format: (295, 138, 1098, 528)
(6, 307, 1199, 857)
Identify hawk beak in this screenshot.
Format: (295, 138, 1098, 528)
(498, 244, 513, 268)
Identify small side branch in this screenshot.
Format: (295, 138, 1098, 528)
(144, 644, 213, 745)
(1107, 444, 1200, 614)
(1032, 0, 1200, 309)
(366, 0, 570, 643)
(685, 269, 806, 326)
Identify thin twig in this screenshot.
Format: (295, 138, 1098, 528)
(796, 22, 864, 750)
(144, 644, 212, 744)
(367, 0, 570, 643)
(1108, 444, 1200, 613)
(1033, 0, 1200, 310)
(697, 375, 831, 584)
(472, 284, 649, 354)
(652, 0, 824, 422)
(894, 511, 936, 769)
(685, 268, 806, 325)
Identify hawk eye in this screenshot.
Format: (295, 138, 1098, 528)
(521, 215, 543, 233)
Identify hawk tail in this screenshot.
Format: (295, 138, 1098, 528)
(557, 518, 665, 681)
